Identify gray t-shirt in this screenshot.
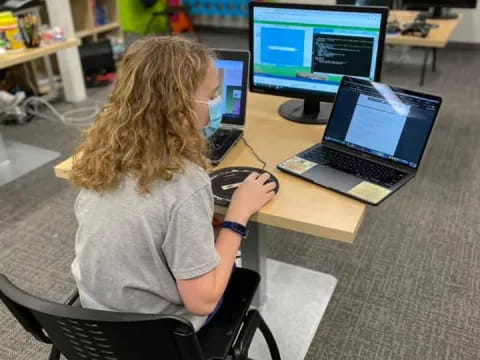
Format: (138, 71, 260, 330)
(71, 163, 220, 331)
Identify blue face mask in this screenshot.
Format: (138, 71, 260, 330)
(197, 96, 223, 138)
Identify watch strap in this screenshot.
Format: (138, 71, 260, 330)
(221, 221, 249, 238)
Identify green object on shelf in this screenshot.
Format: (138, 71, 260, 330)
(118, 0, 168, 35)
(0, 37, 7, 50)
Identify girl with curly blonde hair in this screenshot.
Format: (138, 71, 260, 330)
(70, 36, 276, 329)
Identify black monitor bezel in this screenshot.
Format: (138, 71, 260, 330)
(214, 49, 250, 127)
(402, 0, 477, 8)
(323, 76, 443, 171)
(248, 2, 389, 103)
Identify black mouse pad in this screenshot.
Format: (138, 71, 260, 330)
(210, 167, 279, 206)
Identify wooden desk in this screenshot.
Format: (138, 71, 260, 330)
(215, 94, 366, 242)
(55, 93, 366, 243)
(0, 38, 81, 70)
(386, 11, 463, 86)
(387, 11, 462, 48)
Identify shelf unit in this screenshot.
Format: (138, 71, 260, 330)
(11, 1, 122, 96)
(70, 0, 122, 42)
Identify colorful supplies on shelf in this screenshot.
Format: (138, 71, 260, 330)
(18, 14, 40, 48)
(94, 1, 108, 26)
(0, 11, 25, 51)
(41, 27, 66, 45)
(0, 35, 7, 54)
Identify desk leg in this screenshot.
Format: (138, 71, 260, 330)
(242, 221, 267, 307)
(432, 48, 437, 72)
(0, 132, 10, 167)
(420, 48, 430, 87)
(43, 55, 58, 100)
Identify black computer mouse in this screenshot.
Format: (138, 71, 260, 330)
(210, 167, 280, 206)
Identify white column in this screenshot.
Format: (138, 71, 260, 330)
(45, 0, 87, 103)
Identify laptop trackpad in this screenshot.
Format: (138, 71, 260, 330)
(306, 165, 362, 192)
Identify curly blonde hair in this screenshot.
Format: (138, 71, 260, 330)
(70, 36, 214, 193)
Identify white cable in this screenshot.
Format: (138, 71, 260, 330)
(23, 96, 63, 119)
(21, 96, 102, 128)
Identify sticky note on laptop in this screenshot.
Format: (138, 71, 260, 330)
(279, 157, 317, 175)
(348, 182, 391, 205)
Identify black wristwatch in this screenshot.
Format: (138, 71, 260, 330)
(221, 221, 249, 238)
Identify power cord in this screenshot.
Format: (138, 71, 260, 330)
(242, 137, 266, 170)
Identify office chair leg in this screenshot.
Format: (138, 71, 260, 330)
(48, 346, 61, 360)
(257, 315, 281, 360)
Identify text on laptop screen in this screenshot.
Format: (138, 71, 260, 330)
(252, 6, 383, 95)
(215, 59, 244, 125)
(324, 77, 441, 169)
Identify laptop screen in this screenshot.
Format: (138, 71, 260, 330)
(215, 59, 245, 126)
(324, 77, 442, 169)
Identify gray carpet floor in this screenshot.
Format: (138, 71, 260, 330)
(1, 32, 480, 359)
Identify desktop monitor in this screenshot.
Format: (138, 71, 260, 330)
(249, 2, 389, 124)
(403, 0, 477, 19)
(336, 0, 394, 8)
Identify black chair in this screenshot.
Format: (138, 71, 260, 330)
(0, 267, 281, 360)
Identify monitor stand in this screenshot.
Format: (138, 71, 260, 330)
(427, 7, 459, 19)
(278, 99, 332, 125)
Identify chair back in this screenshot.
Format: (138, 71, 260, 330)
(0, 274, 205, 360)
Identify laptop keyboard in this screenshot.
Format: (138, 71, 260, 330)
(211, 129, 233, 147)
(301, 146, 407, 188)
(209, 128, 242, 159)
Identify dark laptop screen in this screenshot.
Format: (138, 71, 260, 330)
(215, 59, 245, 126)
(324, 77, 441, 169)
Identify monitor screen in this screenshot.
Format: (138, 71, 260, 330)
(324, 77, 441, 169)
(251, 4, 387, 99)
(215, 59, 245, 126)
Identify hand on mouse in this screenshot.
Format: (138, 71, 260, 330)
(225, 172, 277, 225)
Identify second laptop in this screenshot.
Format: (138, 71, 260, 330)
(278, 76, 442, 205)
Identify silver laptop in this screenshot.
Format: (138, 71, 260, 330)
(209, 49, 250, 165)
(278, 76, 442, 205)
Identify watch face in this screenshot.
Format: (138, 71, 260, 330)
(210, 166, 280, 206)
